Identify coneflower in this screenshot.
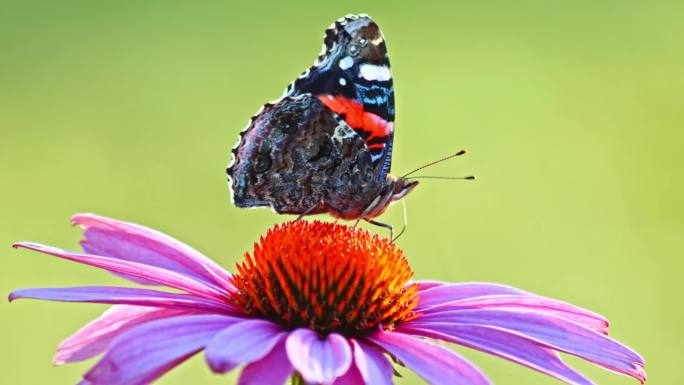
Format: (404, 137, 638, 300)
(9, 214, 645, 385)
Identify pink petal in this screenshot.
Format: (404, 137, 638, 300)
(238, 339, 293, 385)
(286, 329, 352, 384)
(331, 363, 365, 385)
(84, 314, 238, 385)
(421, 294, 609, 334)
(9, 286, 236, 313)
(205, 319, 285, 373)
(399, 324, 595, 385)
(73, 213, 232, 290)
(416, 282, 528, 309)
(54, 305, 193, 364)
(408, 309, 645, 382)
(368, 331, 491, 385)
(13, 242, 227, 301)
(410, 280, 446, 291)
(351, 339, 393, 385)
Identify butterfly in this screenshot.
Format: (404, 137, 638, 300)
(227, 14, 419, 235)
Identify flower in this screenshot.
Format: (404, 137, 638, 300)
(9, 214, 646, 385)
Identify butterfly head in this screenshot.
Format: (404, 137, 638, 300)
(360, 175, 417, 220)
(390, 177, 419, 202)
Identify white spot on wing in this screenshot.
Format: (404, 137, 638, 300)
(339, 56, 354, 70)
(359, 64, 391, 82)
(370, 36, 384, 46)
(339, 77, 347, 86)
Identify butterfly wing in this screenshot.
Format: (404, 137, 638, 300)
(287, 15, 395, 180)
(227, 94, 383, 216)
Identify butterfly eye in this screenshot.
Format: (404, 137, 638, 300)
(347, 43, 361, 57)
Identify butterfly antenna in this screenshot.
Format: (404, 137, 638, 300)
(401, 150, 468, 178)
(406, 175, 476, 180)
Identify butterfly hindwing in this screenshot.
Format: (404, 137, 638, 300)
(227, 94, 386, 218)
(287, 15, 395, 180)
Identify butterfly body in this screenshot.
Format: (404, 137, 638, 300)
(228, 15, 417, 222)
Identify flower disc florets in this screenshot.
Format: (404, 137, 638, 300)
(230, 221, 419, 336)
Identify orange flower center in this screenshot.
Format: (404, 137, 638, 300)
(230, 221, 419, 336)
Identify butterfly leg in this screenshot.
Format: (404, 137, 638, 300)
(364, 219, 394, 241)
(391, 198, 408, 242)
(294, 204, 320, 222)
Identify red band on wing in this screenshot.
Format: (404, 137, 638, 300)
(318, 95, 393, 145)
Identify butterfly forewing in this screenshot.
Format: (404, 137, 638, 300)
(288, 15, 395, 180)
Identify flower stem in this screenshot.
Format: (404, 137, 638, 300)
(291, 372, 305, 385)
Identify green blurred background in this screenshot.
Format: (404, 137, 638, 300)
(1, 1, 682, 384)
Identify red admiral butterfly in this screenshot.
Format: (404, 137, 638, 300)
(228, 14, 442, 234)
